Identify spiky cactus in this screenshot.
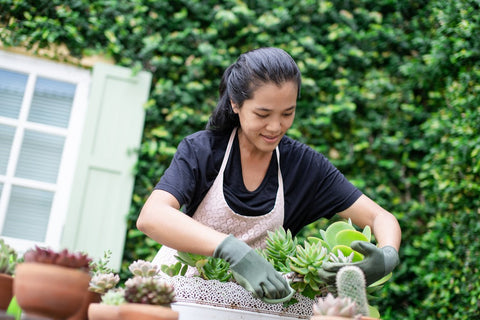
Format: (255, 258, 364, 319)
(312, 293, 360, 318)
(0, 238, 18, 275)
(124, 276, 176, 306)
(262, 228, 297, 273)
(101, 288, 126, 306)
(89, 272, 120, 294)
(336, 266, 369, 316)
(288, 241, 328, 299)
(128, 259, 160, 277)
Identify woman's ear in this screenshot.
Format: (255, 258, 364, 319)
(230, 100, 239, 114)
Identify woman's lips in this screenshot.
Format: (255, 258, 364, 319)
(262, 134, 280, 144)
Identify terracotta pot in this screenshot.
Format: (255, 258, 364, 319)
(88, 303, 119, 320)
(0, 274, 13, 310)
(14, 263, 91, 320)
(68, 291, 101, 320)
(119, 303, 179, 320)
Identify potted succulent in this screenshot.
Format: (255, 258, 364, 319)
(0, 238, 18, 310)
(69, 250, 120, 320)
(159, 219, 390, 319)
(88, 288, 125, 320)
(13, 246, 92, 320)
(89, 260, 178, 320)
(310, 266, 378, 320)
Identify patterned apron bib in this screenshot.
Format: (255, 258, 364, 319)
(152, 128, 284, 273)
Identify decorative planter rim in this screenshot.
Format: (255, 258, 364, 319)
(162, 275, 314, 319)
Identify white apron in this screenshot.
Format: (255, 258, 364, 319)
(152, 128, 284, 273)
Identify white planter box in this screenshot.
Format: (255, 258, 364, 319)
(164, 276, 315, 320)
(172, 302, 306, 320)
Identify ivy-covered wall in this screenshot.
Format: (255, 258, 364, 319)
(1, 0, 479, 319)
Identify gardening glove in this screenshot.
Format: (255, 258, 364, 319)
(319, 241, 399, 286)
(213, 235, 294, 303)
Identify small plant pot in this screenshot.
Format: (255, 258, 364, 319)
(88, 303, 120, 320)
(119, 303, 179, 320)
(0, 273, 13, 310)
(13, 263, 91, 320)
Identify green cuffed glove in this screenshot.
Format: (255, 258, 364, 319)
(319, 241, 399, 286)
(214, 235, 294, 303)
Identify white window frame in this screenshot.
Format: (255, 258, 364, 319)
(0, 50, 90, 253)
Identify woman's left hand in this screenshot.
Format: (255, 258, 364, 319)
(318, 240, 399, 286)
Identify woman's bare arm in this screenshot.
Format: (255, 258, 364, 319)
(338, 194, 401, 250)
(136, 189, 228, 256)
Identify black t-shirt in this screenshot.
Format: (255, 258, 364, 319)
(155, 129, 362, 236)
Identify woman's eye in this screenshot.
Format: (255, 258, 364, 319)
(283, 112, 294, 117)
(255, 113, 269, 118)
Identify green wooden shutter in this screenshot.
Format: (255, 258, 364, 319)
(61, 63, 151, 270)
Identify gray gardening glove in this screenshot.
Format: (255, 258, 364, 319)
(213, 235, 294, 303)
(319, 241, 399, 286)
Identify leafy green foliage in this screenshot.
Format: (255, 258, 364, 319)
(2, 0, 479, 318)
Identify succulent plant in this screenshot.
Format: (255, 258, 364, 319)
(336, 266, 369, 316)
(200, 256, 232, 282)
(124, 276, 176, 306)
(129, 259, 160, 277)
(312, 293, 361, 319)
(0, 238, 18, 275)
(174, 251, 231, 282)
(160, 261, 188, 277)
(90, 250, 115, 275)
(288, 241, 329, 299)
(262, 228, 297, 273)
(101, 288, 126, 306)
(328, 249, 354, 264)
(89, 272, 120, 294)
(23, 246, 92, 272)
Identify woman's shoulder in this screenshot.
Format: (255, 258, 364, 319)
(279, 135, 324, 159)
(278, 135, 334, 174)
(181, 129, 230, 152)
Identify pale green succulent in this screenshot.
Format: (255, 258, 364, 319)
(262, 228, 297, 273)
(101, 288, 126, 305)
(312, 293, 360, 319)
(0, 238, 18, 276)
(89, 272, 120, 294)
(128, 259, 160, 277)
(288, 241, 328, 299)
(174, 251, 231, 282)
(328, 249, 354, 264)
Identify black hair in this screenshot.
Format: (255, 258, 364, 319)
(206, 47, 302, 132)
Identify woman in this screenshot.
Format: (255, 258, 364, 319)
(137, 47, 401, 303)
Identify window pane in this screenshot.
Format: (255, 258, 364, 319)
(0, 125, 15, 175)
(28, 77, 76, 128)
(0, 68, 27, 119)
(15, 130, 65, 183)
(1, 185, 52, 242)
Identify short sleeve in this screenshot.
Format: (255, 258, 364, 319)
(155, 138, 199, 207)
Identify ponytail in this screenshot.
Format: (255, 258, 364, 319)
(206, 65, 240, 132)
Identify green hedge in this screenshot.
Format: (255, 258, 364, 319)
(1, 0, 479, 318)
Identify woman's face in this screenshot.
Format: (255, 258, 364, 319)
(232, 81, 297, 155)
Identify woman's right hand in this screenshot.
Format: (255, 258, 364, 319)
(213, 235, 294, 303)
